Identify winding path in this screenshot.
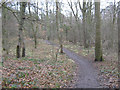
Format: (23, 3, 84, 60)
(45, 40, 104, 88)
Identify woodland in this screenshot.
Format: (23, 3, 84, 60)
(1, 0, 120, 88)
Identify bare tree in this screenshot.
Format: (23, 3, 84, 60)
(78, 0, 88, 48)
(28, 2, 39, 49)
(67, 1, 79, 44)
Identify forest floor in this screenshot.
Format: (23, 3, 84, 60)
(2, 38, 119, 88)
(45, 40, 104, 88)
(53, 40, 119, 88)
(2, 39, 76, 88)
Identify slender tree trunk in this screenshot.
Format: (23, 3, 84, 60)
(56, 1, 63, 53)
(28, 2, 38, 49)
(83, 11, 87, 48)
(78, 0, 88, 47)
(95, 1, 103, 61)
(34, 2, 39, 49)
(56, 1, 59, 37)
(46, 0, 50, 40)
(34, 32, 37, 49)
(111, 0, 116, 51)
(65, 28, 68, 41)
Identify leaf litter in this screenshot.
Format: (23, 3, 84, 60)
(2, 39, 76, 88)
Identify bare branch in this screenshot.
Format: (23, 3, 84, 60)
(67, 1, 78, 21)
(78, 0, 83, 11)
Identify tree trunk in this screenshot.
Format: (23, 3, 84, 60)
(83, 11, 87, 48)
(34, 32, 37, 49)
(16, 44, 20, 58)
(22, 42, 25, 57)
(28, 2, 38, 49)
(56, 1, 63, 54)
(46, 0, 50, 40)
(56, 1, 59, 36)
(2, 3, 9, 55)
(117, 1, 120, 87)
(95, 1, 103, 61)
(65, 29, 68, 41)
(110, 0, 116, 51)
(16, 2, 26, 58)
(82, 2, 88, 48)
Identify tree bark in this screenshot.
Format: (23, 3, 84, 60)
(16, 2, 26, 58)
(95, 1, 103, 61)
(56, 1, 63, 53)
(117, 1, 120, 87)
(83, 10, 87, 48)
(2, 3, 9, 55)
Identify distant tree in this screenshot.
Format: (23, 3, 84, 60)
(111, 0, 116, 51)
(46, 0, 50, 40)
(94, 0, 103, 61)
(67, 1, 78, 44)
(28, 2, 39, 49)
(56, 1, 59, 39)
(78, 0, 88, 48)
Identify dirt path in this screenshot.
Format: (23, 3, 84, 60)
(45, 40, 105, 88)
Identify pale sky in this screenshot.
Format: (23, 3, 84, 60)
(1, 0, 119, 10)
(0, 0, 119, 17)
(33, 0, 119, 13)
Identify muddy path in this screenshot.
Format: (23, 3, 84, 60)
(45, 40, 106, 88)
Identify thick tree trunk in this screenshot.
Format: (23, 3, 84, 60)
(2, 3, 9, 55)
(117, 1, 120, 87)
(16, 2, 26, 58)
(95, 1, 103, 61)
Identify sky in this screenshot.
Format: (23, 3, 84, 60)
(1, 0, 119, 10)
(32, 0, 119, 15)
(0, 0, 119, 17)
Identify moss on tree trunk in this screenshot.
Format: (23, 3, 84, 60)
(95, 1, 103, 61)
